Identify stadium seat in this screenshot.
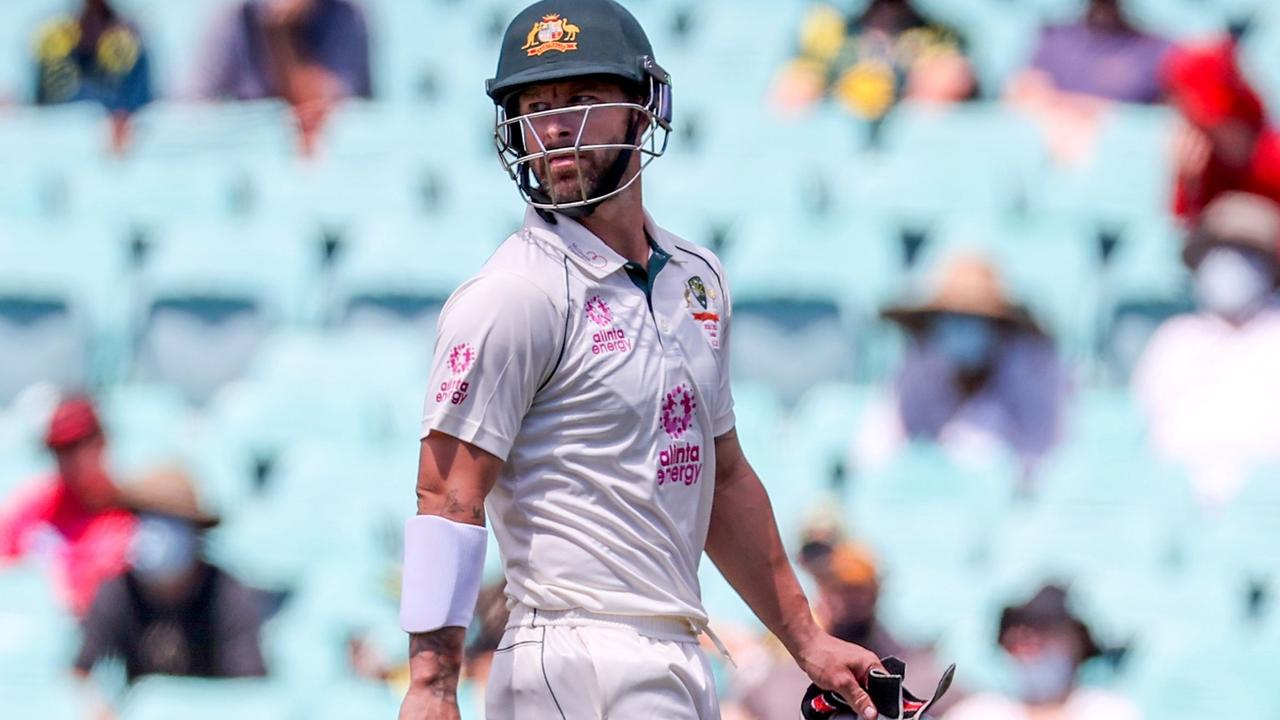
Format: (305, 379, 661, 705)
(848, 443, 1018, 578)
(0, 562, 82, 692)
(722, 212, 896, 401)
(99, 381, 197, 475)
(126, 100, 297, 161)
(1029, 106, 1176, 227)
(0, 220, 129, 403)
(120, 677, 295, 720)
(1099, 215, 1193, 380)
(132, 222, 317, 405)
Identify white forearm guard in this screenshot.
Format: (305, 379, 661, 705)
(399, 515, 488, 633)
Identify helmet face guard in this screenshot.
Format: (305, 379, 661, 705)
(493, 60, 673, 214)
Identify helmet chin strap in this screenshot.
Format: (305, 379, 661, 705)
(529, 112, 643, 219)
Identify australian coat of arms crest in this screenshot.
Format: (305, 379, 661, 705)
(522, 14, 581, 57)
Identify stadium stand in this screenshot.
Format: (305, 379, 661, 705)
(2, 0, 1279, 717)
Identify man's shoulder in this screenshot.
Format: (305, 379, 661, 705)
(660, 230, 728, 279)
(442, 231, 572, 320)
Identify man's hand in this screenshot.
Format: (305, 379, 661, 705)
(794, 631, 886, 720)
(398, 628, 464, 720)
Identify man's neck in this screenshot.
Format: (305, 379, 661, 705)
(576, 184, 649, 266)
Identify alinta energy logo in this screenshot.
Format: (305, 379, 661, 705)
(657, 384, 702, 487)
(437, 343, 475, 405)
(585, 296, 631, 356)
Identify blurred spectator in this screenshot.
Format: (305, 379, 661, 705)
(74, 467, 267, 684)
(1165, 38, 1280, 221)
(0, 396, 135, 616)
(733, 524, 954, 719)
(771, 0, 976, 121)
(32, 0, 153, 152)
(1006, 0, 1170, 165)
(944, 585, 1139, 720)
(1132, 192, 1280, 507)
(194, 0, 373, 154)
(852, 257, 1068, 475)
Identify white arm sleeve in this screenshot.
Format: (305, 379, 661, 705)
(421, 272, 563, 461)
(399, 515, 487, 633)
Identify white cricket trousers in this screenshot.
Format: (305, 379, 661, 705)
(485, 605, 721, 719)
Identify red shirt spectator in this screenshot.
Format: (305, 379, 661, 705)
(0, 397, 136, 616)
(1164, 38, 1280, 221)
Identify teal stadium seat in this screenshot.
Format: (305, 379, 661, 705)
(722, 212, 896, 402)
(848, 443, 1018, 576)
(1030, 106, 1176, 227)
(1101, 215, 1193, 380)
(0, 562, 82, 692)
(852, 102, 1044, 227)
(0, 220, 128, 403)
(1123, 0, 1228, 39)
(133, 222, 316, 405)
(1, 102, 115, 218)
(120, 677, 295, 720)
(332, 216, 503, 335)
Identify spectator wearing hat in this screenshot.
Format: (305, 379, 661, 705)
(1132, 192, 1280, 507)
(0, 396, 135, 616)
(851, 257, 1069, 475)
(73, 467, 267, 685)
(1006, 0, 1170, 166)
(944, 585, 1139, 720)
(1164, 37, 1280, 222)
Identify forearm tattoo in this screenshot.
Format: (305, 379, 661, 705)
(409, 629, 464, 699)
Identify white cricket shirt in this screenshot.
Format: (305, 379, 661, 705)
(421, 207, 735, 622)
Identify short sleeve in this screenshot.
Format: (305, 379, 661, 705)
(711, 263, 736, 438)
(421, 273, 563, 461)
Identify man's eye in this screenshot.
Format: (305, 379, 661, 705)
(526, 102, 550, 113)
(571, 95, 600, 105)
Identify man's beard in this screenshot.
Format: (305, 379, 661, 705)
(530, 145, 625, 204)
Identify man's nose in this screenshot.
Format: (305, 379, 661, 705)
(536, 109, 586, 148)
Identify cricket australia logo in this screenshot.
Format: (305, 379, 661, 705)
(522, 14, 581, 57)
(684, 276, 722, 349)
(657, 384, 702, 487)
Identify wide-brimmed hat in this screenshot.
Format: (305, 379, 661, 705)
(45, 396, 103, 451)
(998, 585, 1101, 660)
(882, 256, 1041, 335)
(1183, 191, 1280, 273)
(119, 466, 220, 529)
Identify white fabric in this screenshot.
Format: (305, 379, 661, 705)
(399, 515, 488, 632)
(943, 689, 1141, 720)
(485, 604, 719, 720)
(421, 207, 734, 623)
(1131, 304, 1280, 507)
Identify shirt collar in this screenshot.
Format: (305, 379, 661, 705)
(522, 207, 685, 279)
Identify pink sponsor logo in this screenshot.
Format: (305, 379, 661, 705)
(586, 295, 631, 356)
(657, 443, 702, 486)
(585, 296, 613, 327)
(660, 384, 697, 439)
(447, 343, 476, 375)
